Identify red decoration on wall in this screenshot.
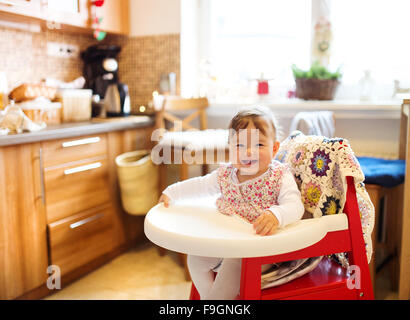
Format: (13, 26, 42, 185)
(92, 0, 105, 7)
(91, 0, 106, 41)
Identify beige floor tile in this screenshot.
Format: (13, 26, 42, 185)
(45, 281, 146, 300)
(45, 242, 191, 300)
(123, 282, 192, 300)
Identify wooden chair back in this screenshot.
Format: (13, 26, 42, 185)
(399, 102, 409, 160)
(155, 96, 209, 132)
(398, 99, 410, 299)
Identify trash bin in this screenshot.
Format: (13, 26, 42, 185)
(115, 150, 159, 215)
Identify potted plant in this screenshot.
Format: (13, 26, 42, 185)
(291, 62, 342, 100)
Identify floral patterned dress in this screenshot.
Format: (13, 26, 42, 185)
(215, 161, 285, 223)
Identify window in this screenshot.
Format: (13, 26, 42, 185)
(330, 0, 410, 87)
(181, 0, 312, 100)
(181, 0, 410, 101)
(204, 0, 311, 95)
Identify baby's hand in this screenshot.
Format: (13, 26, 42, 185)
(158, 193, 171, 208)
(253, 210, 279, 236)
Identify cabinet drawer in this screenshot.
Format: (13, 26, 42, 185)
(42, 134, 107, 168)
(47, 204, 116, 276)
(44, 157, 111, 223)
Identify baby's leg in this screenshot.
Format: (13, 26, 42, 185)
(204, 258, 242, 300)
(187, 255, 221, 299)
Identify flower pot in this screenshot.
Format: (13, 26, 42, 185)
(295, 78, 340, 100)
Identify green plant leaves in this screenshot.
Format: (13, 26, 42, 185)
(291, 61, 342, 80)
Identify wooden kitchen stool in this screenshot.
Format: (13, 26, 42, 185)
(364, 182, 404, 294)
(358, 101, 408, 298)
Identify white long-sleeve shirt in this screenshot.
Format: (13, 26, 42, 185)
(163, 167, 305, 228)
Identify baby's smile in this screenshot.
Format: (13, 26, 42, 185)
(240, 159, 258, 167)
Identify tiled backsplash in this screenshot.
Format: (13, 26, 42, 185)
(117, 33, 180, 110)
(0, 25, 180, 112)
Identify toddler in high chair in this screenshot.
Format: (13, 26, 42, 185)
(158, 106, 304, 299)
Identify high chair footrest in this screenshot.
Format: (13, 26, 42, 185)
(261, 258, 358, 300)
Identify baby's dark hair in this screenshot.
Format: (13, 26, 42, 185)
(228, 106, 281, 141)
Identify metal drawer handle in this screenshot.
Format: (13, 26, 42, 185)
(39, 147, 45, 205)
(70, 213, 104, 229)
(64, 162, 102, 175)
(62, 137, 101, 148)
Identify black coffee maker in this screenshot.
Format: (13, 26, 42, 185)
(81, 44, 130, 117)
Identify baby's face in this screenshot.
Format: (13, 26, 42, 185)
(230, 121, 279, 176)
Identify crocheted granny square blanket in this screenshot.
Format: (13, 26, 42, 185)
(275, 131, 375, 266)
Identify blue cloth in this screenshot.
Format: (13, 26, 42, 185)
(357, 157, 405, 188)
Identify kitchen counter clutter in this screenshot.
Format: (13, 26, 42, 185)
(0, 116, 154, 147)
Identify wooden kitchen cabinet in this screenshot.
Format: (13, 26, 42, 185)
(41, 134, 111, 223)
(0, 0, 43, 20)
(0, 0, 129, 34)
(0, 0, 89, 28)
(0, 143, 48, 300)
(41, 133, 123, 276)
(44, 157, 112, 223)
(93, 0, 129, 35)
(41, 126, 154, 277)
(41, 0, 90, 29)
(41, 134, 107, 167)
(48, 203, 117, 276)
(0, 0, 88, 28)
(0, 124, 155, 299)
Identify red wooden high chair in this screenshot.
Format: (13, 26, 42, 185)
(189, 176, 374, 300)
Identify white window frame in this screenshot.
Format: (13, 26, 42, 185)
(181, 0, 328, 99)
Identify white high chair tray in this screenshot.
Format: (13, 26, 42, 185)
(144, 198, 348, 258)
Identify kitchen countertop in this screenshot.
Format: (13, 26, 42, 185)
(0, 116, 155, 147)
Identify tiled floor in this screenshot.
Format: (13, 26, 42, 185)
(374, 263, 398, 300)
(45, 241, 192, 300)
(45, 241, 398, 300)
